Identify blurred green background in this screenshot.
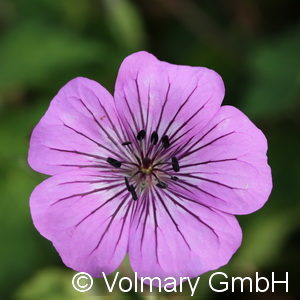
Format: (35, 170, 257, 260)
(0, 0, 299, 299)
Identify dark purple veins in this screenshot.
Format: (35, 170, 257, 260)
(50, 86, 234, 254)
(105, 128, 182, 201)
(100, 110, 231, 205)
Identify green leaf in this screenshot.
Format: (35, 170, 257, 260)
(242, 28, 300, 119)
(232, 209, 299, 270)
(0, 22, 103, 99)
(14, 268, 91, 300)
(103, 0, 146, 50)
(0, 103, 58, 297)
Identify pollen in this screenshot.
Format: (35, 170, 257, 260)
(141, 167, 153, 175)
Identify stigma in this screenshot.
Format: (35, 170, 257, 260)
(141, 167, 152, 175)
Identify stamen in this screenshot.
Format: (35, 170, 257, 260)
(171, 156, 180, 172)
(137, 130, 146, 141)
(151, 131, 159, 145)
(124, 177, 131, 191)
(106, 157, 122, 168)
(129, 185, 138, 200)
(171, 176, 178, 181)
(122, 141, 132, 146)
(162, 135, 170, 148)
(156, 181, 168, 189)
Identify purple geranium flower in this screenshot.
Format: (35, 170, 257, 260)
(28, 51, 272, 282)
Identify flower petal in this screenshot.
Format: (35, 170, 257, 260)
(128, 189, 242, 282)
(171, 105, 272, 214)
(28, 77, 128, 175)
(114, 51, 224, 148)
(30, 170, 133, 276)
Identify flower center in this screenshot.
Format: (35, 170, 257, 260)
(106, 129, 181, 201)
(141, 158, 152, 174)
(140, 167, 152, 175)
